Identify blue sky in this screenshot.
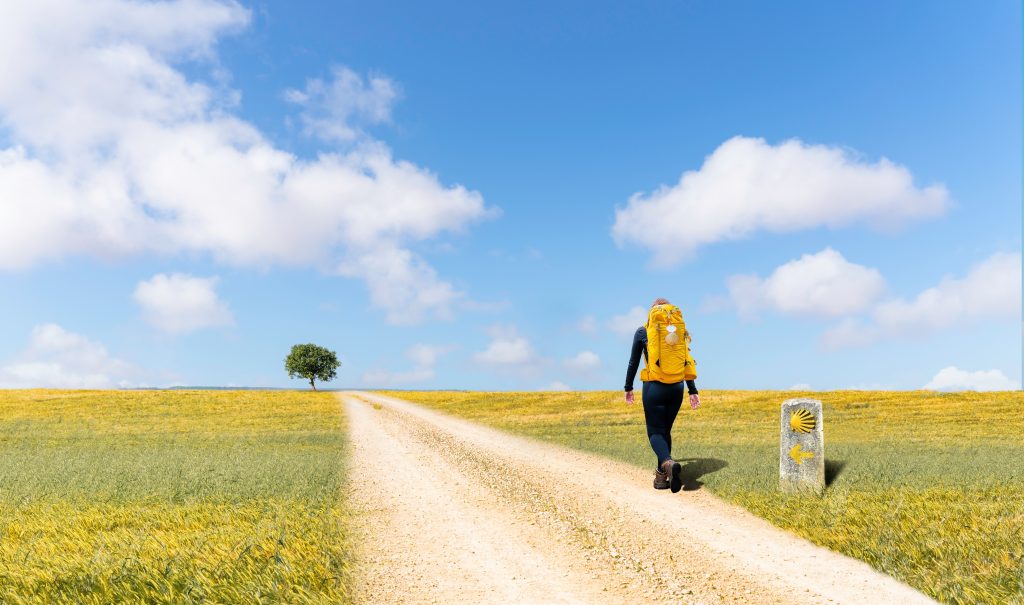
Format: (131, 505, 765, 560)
(0, 0, 1020, 392)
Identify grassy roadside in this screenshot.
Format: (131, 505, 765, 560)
(0, 390, 351, 604)
(381, 389, 1024, 605)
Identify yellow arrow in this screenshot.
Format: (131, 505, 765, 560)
(789, 443, 814, 465)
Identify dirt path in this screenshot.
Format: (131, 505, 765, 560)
(342, 392, 937, 605)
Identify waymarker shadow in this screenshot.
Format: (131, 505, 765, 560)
(676, 458, 728, 491)
(825, 459, 847, 488)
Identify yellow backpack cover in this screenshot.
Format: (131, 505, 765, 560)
(639, 304, 696, 383)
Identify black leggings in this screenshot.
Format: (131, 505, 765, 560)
(642, 380, 685, 466)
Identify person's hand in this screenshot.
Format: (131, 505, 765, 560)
(689, 393, 700, 410)
(625, 390, 635, 405)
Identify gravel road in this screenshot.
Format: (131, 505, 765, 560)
(342, 392, 937, 605)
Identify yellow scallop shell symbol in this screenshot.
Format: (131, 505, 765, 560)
(789, 408, 815, 433)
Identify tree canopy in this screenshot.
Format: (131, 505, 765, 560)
(284, 343, 340, 391)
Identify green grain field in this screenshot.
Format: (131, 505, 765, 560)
(383, 389, 1024, 605)
(0, 390, 350, 604)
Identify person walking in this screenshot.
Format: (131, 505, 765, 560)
(624, 298, 700, 492)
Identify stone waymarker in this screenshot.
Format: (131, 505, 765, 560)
(780, 398, 825, 495)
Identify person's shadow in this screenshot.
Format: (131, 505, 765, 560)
(675, 458, 729, 491)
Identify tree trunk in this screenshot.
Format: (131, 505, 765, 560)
(310, 378, 317, 391)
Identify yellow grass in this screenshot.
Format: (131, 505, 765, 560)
(382, 389, 1024, 605)
(0, 390, 350, 604)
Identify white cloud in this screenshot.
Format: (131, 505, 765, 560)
(0, 0, 494, 324)
(608, 306, 647, 338)
(873, 252, 1021, 333)
(819, 318, 881, 350)
(563, 350, 601, 373)
(361, 343, 455, 387)
(923, 366, 1019, 392)
(575, 314, 598, 334)
(837, 382, 895, 391)
(789, 383, 814, 391)
(285, 66, 399, 143)
(361, 366, 432, 387)
(821, 252, 1022, 349)
(0, 324, 145, 388)
(133, 273, 233, 334)
(544, 381, 571, 391)
(338, 247, 462, 324)
(699, 294, 731, 313)
(612, 136, 948, 267)
(727, 248, 886, 318)
(459, 298, 512, 313)
(473, 325, 536, 366)
(406, 343, 453, 368)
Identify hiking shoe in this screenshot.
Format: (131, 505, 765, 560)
(653, 467, 669, 490)
(661, 459, 683, 493)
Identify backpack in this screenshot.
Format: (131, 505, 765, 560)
(639, 303, 697, 384)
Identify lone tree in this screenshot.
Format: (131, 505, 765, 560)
(285, 343, 340, 391)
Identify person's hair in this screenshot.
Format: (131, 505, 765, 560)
(651, 297, 670, 307)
